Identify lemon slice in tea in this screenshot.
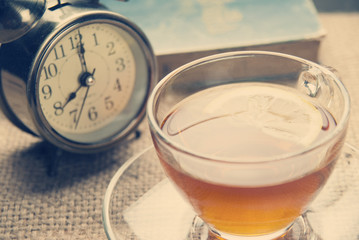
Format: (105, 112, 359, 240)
(164, 82, 326, 159)
(203, 83, 324, 147)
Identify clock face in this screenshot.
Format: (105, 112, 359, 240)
(36, 20, 150, 144)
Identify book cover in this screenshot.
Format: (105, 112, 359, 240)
(102, 0, 325, 77)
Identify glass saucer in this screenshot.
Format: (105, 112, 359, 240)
(102, 143, 359, 240)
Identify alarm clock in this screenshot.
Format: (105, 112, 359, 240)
(0, 0, 157, 153)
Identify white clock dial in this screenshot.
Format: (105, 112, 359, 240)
(37, 21, 141, 143)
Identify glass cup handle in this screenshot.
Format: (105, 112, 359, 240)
(298, 65, 338, 108)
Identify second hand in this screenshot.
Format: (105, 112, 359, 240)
(74, 86, 90, 130)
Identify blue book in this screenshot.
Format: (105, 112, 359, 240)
(102, 0, 325, 77)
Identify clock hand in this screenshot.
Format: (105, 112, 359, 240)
(75, 85, 90, 130)
(62, 68, 96, 109)
(62, 85, 82, 109)
(77, 32, 88, 73)
(63, 32, 87, 111)
(74, 68, 96, 129)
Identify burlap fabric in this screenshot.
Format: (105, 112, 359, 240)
(1, 8, 359, 240)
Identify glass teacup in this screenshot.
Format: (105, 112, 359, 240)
(146, 51, 350, 240)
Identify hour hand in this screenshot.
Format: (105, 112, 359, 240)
(62, 85, 82, 109)
(62, 68, 96, 109)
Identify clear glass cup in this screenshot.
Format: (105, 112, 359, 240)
(146, 51, 350, 240)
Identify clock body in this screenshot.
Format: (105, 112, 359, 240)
(0, 1, 157, 153)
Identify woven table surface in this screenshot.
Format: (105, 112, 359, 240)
(1, 5, 359, 240)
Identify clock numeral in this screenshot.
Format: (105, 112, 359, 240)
(42, 85, 52, 100)
(114, 78, 122, 91)
(69, 36, 76, 50)
(43, 63, 58, 80)
(69, 109, 78, 123)
(54, 45, 66, 59)
(69, 107, 98, 124)
(53, 101, 64, 116)
(107, 42, 116, 56)
(116, 58, 126, 72)
(93, 33, 99, 46)
(105, 96, 114, 110)
(88, 107, 98, 121)
(69, 31, 83, 50)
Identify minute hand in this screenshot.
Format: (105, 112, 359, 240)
(77, 36, 88, 73)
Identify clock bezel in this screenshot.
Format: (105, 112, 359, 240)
(27, 11, 157, 153)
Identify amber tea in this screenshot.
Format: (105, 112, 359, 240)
(156, 83, 342, 236)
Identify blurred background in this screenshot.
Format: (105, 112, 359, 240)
(313, 0, 359, 11)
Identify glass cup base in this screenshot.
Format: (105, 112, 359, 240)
(190, 214, 320, 240)
(103, 143, 359, 240)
